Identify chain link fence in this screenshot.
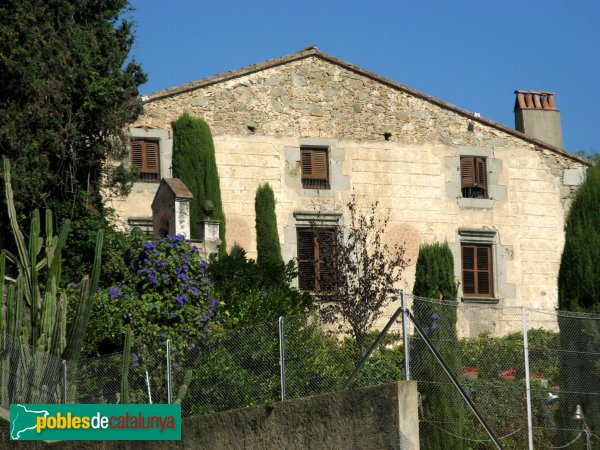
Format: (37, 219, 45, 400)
(2, 295, 600, 449)
(404, 294, 600, 449)
(0, 334, 63, 407)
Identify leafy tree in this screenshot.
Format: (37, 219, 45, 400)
(317, 197, 408, 354)
(54, 194, 145, 288)
(172, 113, 226, 252)
(412, 242, 468, 450)
(255, 183, 284, 268)
(556, 161, 600, 442)
(0, 1, 146, 248)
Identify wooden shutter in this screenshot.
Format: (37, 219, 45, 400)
(461, 156, 487, 198)
(460, 157, 476, 188)
(475, 157, 487, 190)
(131, 140, 144, 169)
(462, 244, 493, 297)
(476, 246, 492, 295)
(301, 148, 329, 189)
(301, 149, 314, 178)
(131, 139, 160, 181)
(316, 229, 336, 292)
(144, 141, 160, 175)
(297, 227, 337, 292)
(462, 246, 476, 295)
(297, 229, 316, 290)
(312, 150, 328, 181)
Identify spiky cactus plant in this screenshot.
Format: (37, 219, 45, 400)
(175, 369, 193, 405)
(0, 157, 103, 403)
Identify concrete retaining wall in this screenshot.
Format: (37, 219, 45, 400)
(1, 381, 419, 449)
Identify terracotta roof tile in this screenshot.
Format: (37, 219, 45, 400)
(163, 178, 193, 199)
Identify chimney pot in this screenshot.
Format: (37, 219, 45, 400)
(525, 93, 534, 108)
(514, 90, 563, 148)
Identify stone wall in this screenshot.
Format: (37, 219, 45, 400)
(138, 56, 536, 149)
(109, 53, 589, 313)
(1, 382, 419, 449)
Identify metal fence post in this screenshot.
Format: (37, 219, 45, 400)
(146, 370, 153, 404)
(522, 307, 534, 450)
(62, 360, 67, 404)
(166, 339, 172, 404)
(401, 291, 411, 381)
(278, 317, 286, 401)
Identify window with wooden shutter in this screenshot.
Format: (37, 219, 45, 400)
(297, 229, 316, 290)
(301, 147, 330, 189)
(131, 139, 160, 182)
(461, 244, 493, 297)
(460, 156, 487, 198)
(297, 227, 336, 292)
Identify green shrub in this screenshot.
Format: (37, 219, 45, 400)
(85, 234, 219, 356)
(460, 329, 559, 384)
(207, 247, 312, 327)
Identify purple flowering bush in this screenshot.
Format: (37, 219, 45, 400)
(95, 234, 219, 353)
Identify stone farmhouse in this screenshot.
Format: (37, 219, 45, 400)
(109, 46, 589, 312)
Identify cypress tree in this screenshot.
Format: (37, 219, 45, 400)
(202, 119, 227, 253)
(412, 242, 468, 450)
(172, 113, 205, 240)
(255, 183, 283, 267)
(172, 113, 226, 252)
(556, 162, 600, 442)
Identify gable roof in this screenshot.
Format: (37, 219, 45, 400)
(143, 46, 589, 165)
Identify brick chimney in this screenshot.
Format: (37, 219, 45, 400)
(514, 91, 563, 149)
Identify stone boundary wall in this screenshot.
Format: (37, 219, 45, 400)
(1, 382, 419, 449)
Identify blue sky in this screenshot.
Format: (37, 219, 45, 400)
(129, 0, 599, 154)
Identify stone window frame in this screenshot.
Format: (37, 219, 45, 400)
(445, 147, 507, 209)
(129, 127, 173, 183)
(450, 228, 515, 304)
(284, 138, 349, 198)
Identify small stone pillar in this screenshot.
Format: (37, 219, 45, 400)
(198, 200, 220, 242)
(151, 178, 193, 238)
(199, 219, 220, 241)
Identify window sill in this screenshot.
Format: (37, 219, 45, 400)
(461, 297, 499, 305)
(458, 198, 494, 209)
